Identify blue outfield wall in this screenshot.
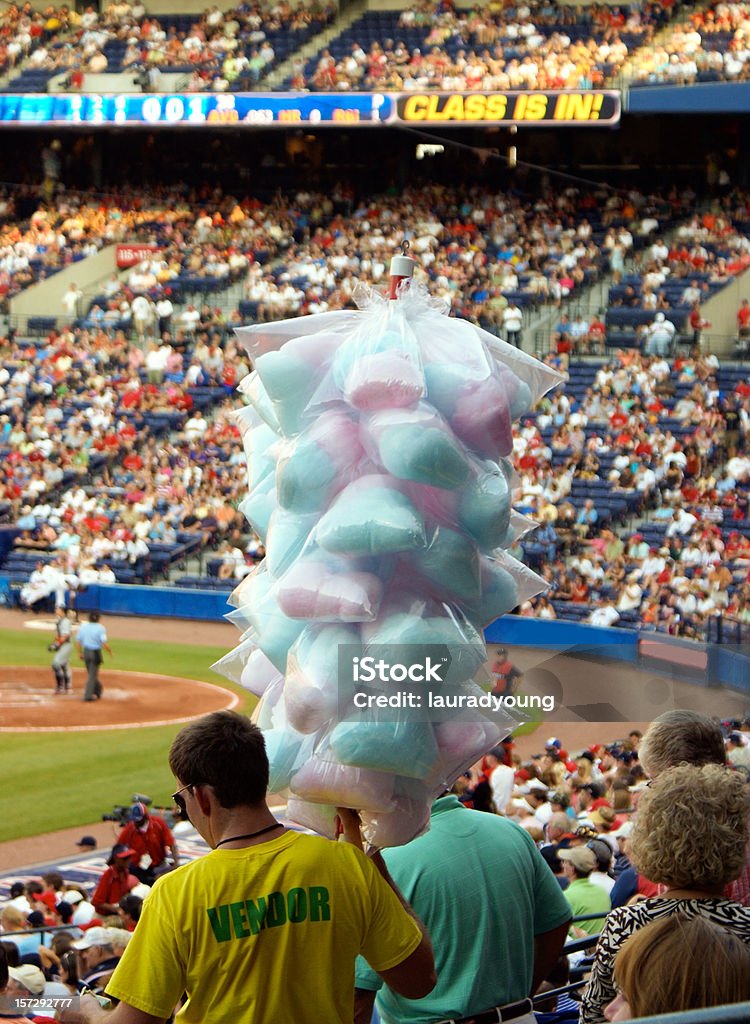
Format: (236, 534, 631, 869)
(485, 615, 639, 660)
(713, 647, 750, 697)
(76, 583, 232, 621)
(70, 584, 750, 696)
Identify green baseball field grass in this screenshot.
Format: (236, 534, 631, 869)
(1, 628, 255, 842)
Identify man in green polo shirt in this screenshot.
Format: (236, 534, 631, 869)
(354, 792, 572, 1024)
(559, 846, 611, 938)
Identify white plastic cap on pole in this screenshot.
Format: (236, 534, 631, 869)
(388, 242, 416, 299)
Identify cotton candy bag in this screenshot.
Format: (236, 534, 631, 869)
(219, 271, 562, 847)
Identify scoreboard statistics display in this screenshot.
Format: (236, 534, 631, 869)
(0, 90, 621, 128)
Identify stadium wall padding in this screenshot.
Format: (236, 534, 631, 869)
(627, 80, 750, 112)
(711, 647, 750, 697)
(76, 582, 231, 620)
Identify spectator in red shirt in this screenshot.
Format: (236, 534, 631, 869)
(116, 802, 180, 885)
(91, 845, 139, 916)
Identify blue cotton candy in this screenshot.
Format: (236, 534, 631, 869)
(276, 410, 364, 514)
(329, 721, 439, 779)
(243, 371, 282, 433)
(284, 623, 360, 733)
(510, 379, 533, 419)
(265, 727, 315, 792)
(245, 422, 279, 488)
(475, 556, 520, 626)
(254, 349, 315, 437)
(294, 622, 361, 681)
(409, 525, 480, 601)
(238, 482, 277, 542)
(423, 363, 461, 418)
(265, 508, 314, 577)
(377, 424, 470, 489)
(277, 439, 338, 514)
(316, 478, 425, 555)
(362, 610, 485, 685)
(245, 571, 305, 672)
(457, 468, 511, 550)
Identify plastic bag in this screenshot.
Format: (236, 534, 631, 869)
(225, 280, 560, 847)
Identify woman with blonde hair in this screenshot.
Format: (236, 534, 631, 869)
(581, 763, 750, 1023)
(604, 914, 750, 1020)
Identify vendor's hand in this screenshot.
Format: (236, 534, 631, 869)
(59, 993, 107, 1022)
(335, 807, 364, 849)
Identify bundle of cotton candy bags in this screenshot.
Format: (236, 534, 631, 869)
(213, 282, 562, 847)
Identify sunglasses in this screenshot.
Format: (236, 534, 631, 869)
(172, 783, 196, 816)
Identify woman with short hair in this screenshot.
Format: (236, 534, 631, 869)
(581, 763, 750, 1023)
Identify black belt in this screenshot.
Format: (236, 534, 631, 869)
(436, 997, 534, 1024)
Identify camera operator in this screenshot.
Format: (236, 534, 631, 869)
(115, 802, 180, 884)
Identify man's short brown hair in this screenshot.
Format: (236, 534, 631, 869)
(168, 711, 269, 808)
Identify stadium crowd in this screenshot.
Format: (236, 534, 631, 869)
(0, 2, 72, 77)
(626, 1, 750, 86)
(5, 0, 750, 95)
(1, 179, 749, 639)
(514, 346, 750, 639)
(302, 0, 658, 93)
(1, 712, 750, 1022)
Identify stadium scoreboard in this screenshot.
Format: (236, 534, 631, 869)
(0, 90, 621, 128)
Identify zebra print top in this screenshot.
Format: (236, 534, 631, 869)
(580, 896, 750, 1024)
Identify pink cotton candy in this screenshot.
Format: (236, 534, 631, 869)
(312, 408, 364, 462)
(450, 374, 514, 459)
(277, 560, 383, 621)
(424, 718, 505, 794)
(345, 351, 424, 411)
(360, 793, 432, 848)
(289, 757, 396, 812)
(284, 668, 339, 735)
(239, 648, 284, 698)
(285, 798, 339, 840)
(434, 719, 504, 761)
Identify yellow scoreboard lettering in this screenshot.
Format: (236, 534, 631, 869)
(333, 108, 361, 122)
(553, 95, 569, 120)
(513, 94, 548, 120)
(400, 93, 508, 122)
(443, 94, 465, 119)
(402, 95, 428, 120)
(554, 93, 606, 121)
(398, 91, 614, 125)
(524, 94, 548, 120)
(485, 94, 508, 119)
(569, 94, 593, 119)
(279, 109, 301, 123)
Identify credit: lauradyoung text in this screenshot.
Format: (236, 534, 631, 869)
(352, 690, 555, 713)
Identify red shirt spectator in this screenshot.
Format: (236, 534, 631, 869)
(92, 846, 139, 915)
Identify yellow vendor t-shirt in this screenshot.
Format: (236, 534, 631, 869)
(105, 830, 422, 1023)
